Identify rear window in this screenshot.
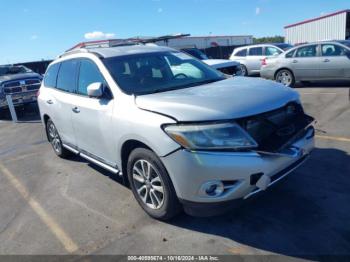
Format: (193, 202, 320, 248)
(265, 46, 282, 56)
(44, 63, 60, 88)
(56, 60, 79, 93)
(249, 47, 263, 56)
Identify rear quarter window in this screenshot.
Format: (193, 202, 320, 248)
(44, 63, 60, 88)
(235, 49, 247, 57)
(285, 49, 296, 58)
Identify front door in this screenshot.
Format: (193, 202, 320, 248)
(319, 43, 350, 79)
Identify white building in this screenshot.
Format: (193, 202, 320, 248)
(285, 9, 350, 45)
(155, 35, 253, 49)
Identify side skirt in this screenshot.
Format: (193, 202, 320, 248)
(62, 143, 122, 176)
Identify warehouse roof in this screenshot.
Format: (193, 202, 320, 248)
(284, 9, 350, 29)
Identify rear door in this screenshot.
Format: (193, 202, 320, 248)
(289, 44, 321, 80)
(319, 43, 350, 79)
(50, 59, 79, 146)
(71, 58, 116, 165)
(246, 47, 264, 73)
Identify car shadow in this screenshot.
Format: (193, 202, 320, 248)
(295, 80, 350, 88)
(166, 147, 350, 259)
(65, 153, 128, 188)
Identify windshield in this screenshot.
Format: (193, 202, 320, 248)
(0, 65, 33, 77)
(181, 48, 209, 60)
(103, 51, 225, 95)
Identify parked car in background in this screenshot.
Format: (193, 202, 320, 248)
(230, 43, 293, 76)
(180, 47, 242, 76)
(260, 40, 350, 87)
(39, 41, 314, 220)
(0, 65, 42, 114)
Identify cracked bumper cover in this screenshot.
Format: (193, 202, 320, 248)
(161, 126, 314, 216)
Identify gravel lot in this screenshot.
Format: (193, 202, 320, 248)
(0, 82, 349, 260)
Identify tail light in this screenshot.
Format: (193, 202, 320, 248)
(36, 89, 40, 97)
(261, 58, 267, 66)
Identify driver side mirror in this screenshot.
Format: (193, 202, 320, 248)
(87, 82, 104, 98)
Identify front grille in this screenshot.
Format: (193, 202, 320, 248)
(238, 103, 314, 152)
(2, 78, 41, 94)
(218, 66, 240, 75)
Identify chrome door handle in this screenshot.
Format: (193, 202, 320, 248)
(292, 60, 298, 63)
(72, 107, 80, 113)
(323, 59, 330, 62)
(46, 100, 53, 105)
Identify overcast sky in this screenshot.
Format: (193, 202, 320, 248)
(1, 0, 349, 64)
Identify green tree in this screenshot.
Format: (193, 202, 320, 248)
(253, 36, 285, 44)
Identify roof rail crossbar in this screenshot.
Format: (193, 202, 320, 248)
(65, 33, 191, 52)
(131, 34, 191, 44)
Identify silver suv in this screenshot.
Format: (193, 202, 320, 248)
(38, 42, 314, 220)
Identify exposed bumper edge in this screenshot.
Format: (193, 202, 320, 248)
(244, 153, 309, 199)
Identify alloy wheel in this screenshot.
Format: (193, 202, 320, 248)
(132, 159, 165, 210)
(48, 122, 61, 153)
(276, 70, 293, 86)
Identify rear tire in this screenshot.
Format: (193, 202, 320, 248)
(240, 64, 248, 76)
(127, 148, 182, 220)
(46, 119, 72, 158)
(275, 69, 295, 87)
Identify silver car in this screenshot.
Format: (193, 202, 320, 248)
(38, 43, 314, 220)
(261, 41, 350, 87)
(229, 43, 292, 76)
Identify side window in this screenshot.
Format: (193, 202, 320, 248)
(265, 47, 282, 56)
(285, 49, 296, 58)
(56, 60, 79, 92)
(321, 44, 347, 56)
(248, 47, 263, 56)
(44, 63, 60, 88)
(235, 49, 247, 57)
(295, 45, 317, 57)
(78, 59, 106, 95)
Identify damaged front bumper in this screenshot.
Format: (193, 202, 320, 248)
(161, 124, 315, 216)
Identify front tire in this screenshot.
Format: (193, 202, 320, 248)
(275, 69, 295, 87)
(46, 119, 71, 158)
(127, 148, 181, 220)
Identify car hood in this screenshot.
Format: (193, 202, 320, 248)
(135, 77, 300, 122)
(0, 73, 41, 84)
(202, 59, 240, 69)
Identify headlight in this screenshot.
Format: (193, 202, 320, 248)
(163, 122, 258, 150)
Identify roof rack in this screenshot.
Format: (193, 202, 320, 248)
(65, 33, 191, 52)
